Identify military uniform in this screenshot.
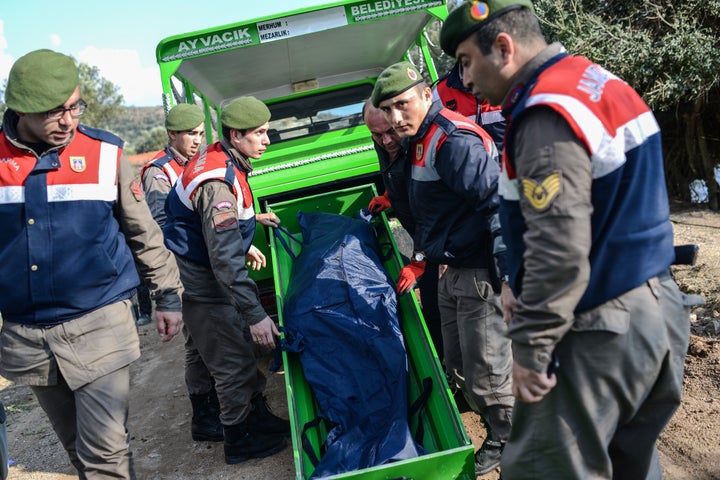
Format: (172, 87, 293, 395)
(164, 99, 288, 465)
(0, 104, 182, 478)
(498, 43, 690, 479)
(371, 138, 444, 358)
(439, 1, 694, 477)
(407, 101, 514, 446)
(136, 148, 186, 325)
(164, 139, 267, 424)
(140, 146, 187, 227)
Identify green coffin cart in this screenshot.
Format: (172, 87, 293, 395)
(155, 1, 474, 477)
(267, 184, 474, 480)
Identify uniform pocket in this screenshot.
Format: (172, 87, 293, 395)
(472, 274, 494, 302)
(572, 296, 630, 334)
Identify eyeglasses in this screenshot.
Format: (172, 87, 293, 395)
(45, 100, 88, 121)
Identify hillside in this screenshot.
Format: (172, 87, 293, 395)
(106, 106, 165, 153)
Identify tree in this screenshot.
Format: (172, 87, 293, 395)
(533, 0, 720, 207)
(0, 79, 7, 118)
(133, 126, 168, 154)
(78, 63, 126, 131)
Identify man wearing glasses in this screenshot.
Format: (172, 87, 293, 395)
(0, 49, 184, 479)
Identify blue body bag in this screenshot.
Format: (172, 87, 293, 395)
(281, 211, 424, 478)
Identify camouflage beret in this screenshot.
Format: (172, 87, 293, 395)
(221, 96, 271, 130)
(371, 61, 424, 108)
(4, 49, 79, 114)
(165, 103, 205, 131)
(440, 0, 535, 57)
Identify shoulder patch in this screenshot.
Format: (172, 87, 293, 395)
(131, 179, 145, 202)
(153, 172, 170, 182)
(214, 200, 234, 210)
(213, 210, 238, 232)
(521, 172, 562, 212)
(77, 124, 124, 147)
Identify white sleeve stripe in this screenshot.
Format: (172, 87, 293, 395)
(99, 142, 119, 187)
(499, 168, 519, 201)
(525, 93, 659, 179)
(480, 110, 504, 125)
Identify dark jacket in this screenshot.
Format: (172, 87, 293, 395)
(407, 101, 501, 269)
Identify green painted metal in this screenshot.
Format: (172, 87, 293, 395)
(268, 184, 474, 480)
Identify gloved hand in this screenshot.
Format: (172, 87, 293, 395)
(396, 260, 426, 294)
(368, 191, 392, 215)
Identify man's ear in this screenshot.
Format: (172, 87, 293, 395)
(495, 32, 515, 63)
(422, 86, 434, 104)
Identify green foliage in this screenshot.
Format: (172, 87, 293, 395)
(0, 79, 6, 117)
(78, 63, 124, 130)
(535, 0, 720, 110)
(420, 18, 457, 79)
(105, 106, 165, 154)
(133, 125, 168, 154)
(533, 0, 720, 206)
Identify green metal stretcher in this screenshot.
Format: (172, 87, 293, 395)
(267, 184, 474, 480)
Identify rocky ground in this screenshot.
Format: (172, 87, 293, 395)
(1, 203, 719, 479)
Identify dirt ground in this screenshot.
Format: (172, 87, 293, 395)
(1, 203, 720, 480)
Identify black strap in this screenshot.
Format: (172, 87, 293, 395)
(273, 225, 302, 260)
(377, 241, 395, 263)
(301, 416, 326, 468)
(408, 377, 433, 443)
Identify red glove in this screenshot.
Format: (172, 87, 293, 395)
(368, 191, 392, 215)
(396, 260, 426, 294)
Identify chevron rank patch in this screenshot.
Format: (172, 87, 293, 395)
(131, 179, 145, 202)
(521, 171, 562, 212)
(213, 210, 238, 232)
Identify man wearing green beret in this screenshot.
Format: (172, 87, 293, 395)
(163, 96, 289, 465)
(0, 49, 184, 479)
(139, 102, 227, 439)
(133, 104, 207, 328)
(372, 60, 514, 476)
(141, 103, 206, 228)
(441, 1, 691, 478)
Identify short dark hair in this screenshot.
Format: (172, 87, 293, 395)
(473, 8, 544, 55)
(221, 125, 247, 140)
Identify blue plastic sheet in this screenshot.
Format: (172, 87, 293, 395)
(281, 211, 424, 478)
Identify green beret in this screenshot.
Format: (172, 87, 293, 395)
(371, 61, 424, 108)
(165, 103, 205, 131)
(221, 96, 271, 130)
(4, 49, 79, 113)
(440, 0, 535, 57)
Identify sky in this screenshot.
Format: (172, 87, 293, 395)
(0, 0, 331, 107)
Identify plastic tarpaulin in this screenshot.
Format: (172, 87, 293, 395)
(281, 211, 424, 478)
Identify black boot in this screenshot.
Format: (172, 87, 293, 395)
(223, 422, 286, 464)
(189, 390, 224, 442)
(246, 394, 291, 436)
(475, 438, 504, 475)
